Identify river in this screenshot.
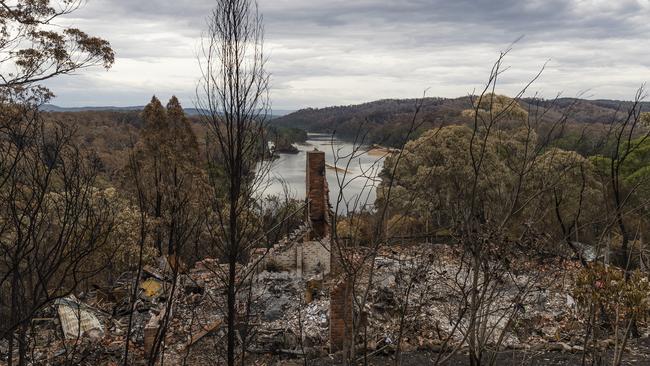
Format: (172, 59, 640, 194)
(260, 134, 386, 213)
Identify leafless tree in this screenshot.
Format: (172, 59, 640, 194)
(0, 4, 113, 361)
(319, 47, 600, 366)
(596, 87, 650, 273)
(122, 147, 150, 366)
(195, 0, 271, 364)
(121, 97, 205, 365)
(575, 87, 650, 366)
(0, 98, 116, 366)
(323, 96, 428, 364)
(459, 49, 569, 366)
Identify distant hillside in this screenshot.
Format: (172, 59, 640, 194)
(520, 98, 650, 124)
(41, 104, 144, 113)
(40, 110, 209, 182)
(272, 97, 650, 147)
(41, 104, 210, 116)
(40, 107, 294, 180)
(41, 104, 293, 117)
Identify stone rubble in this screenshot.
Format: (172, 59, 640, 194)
(7, 245, 650, 365)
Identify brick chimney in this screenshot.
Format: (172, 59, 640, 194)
(305, 149, 350, 353)
(306, 150, 329, 239)
(329, 279, 351, 353)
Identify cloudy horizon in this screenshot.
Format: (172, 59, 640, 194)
(43, 0, 650, 110)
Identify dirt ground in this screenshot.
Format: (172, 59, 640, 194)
(304, 351, 650, 366)
(297, 337, 650, 366)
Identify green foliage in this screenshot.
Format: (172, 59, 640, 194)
(167, 96, 200, 160)
(0, 0, 114, 89)
(268, 126, 306, 154)
(268, 126, 307, 144)
(137, 95, 200, 169)
(379, 123, 605, 246)
(527, 148, 603, 242)
(551, 128, 606, 157)
(378, 125, 507, 229)
(620, 137, 650, 185)
(589, 136, 650, 212)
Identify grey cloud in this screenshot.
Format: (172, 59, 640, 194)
(45, 0, 649, 109)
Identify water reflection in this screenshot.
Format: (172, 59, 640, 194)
(260, 134, 386, 213)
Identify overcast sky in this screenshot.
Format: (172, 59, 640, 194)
(43, 0, 650, 110)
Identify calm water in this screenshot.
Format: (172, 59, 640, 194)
(260, 134, 386, 212)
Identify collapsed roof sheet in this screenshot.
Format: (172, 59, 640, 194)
(55, 296, 104, 340)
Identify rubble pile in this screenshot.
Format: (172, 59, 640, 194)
(247, 246, 607, 359)
(4, 248, 331, 365)
(343, 246, 650, 359)
(252, 271, 329, 356)
(2, 257, 231, 365)
(9, 243, 650, 365)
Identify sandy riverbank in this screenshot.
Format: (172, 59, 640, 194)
(366, 145, 400, 157)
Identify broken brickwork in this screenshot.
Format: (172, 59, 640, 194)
(329, 279, 352, 353)
(306, 150, 329, 239)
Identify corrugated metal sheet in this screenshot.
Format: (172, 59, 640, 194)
(55, 296, 103, 340)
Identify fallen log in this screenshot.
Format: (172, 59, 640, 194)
(180, 319, 223, 352)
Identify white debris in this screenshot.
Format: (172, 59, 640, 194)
(55, 296, 104, 340)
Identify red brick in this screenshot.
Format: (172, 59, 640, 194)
(306, 150, 329, 239)
(330, 279, 352, 353)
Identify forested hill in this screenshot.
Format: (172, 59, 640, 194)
(41, 109, 297, 181)
(41, 104, 295, 117)
(271, 97, 650, 147)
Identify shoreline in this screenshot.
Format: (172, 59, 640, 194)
(325, 163, 348, 173)
(366, 144, 400, 157)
